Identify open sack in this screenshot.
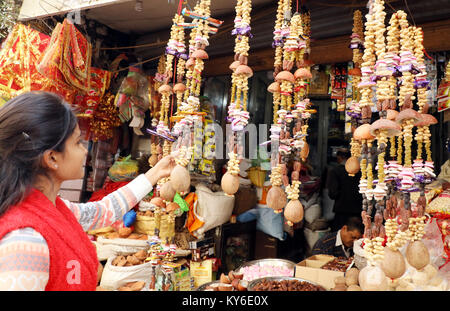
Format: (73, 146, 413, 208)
(192, 183, 235, 239)
(94, 236, 149, 261)
(100, 256, 153, 290)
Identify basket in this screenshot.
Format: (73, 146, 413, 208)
(134, 215, 156, 236)
(247, 167, 267, 188)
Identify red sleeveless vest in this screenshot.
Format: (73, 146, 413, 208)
(0, 189, 98, 291)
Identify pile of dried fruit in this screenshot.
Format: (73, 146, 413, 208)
(111, 250, 148, 267)
(321, 257, 353, 272)
(118, 281, 146, 291)
(202, 271, 248, 291)
(252, 278, 325, 291)
(105, 227, 148, 240)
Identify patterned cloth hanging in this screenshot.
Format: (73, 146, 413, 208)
(0, 23, 76, 102)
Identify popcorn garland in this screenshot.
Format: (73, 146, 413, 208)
(358, 1, 377, 122)
(301, 10, 311, 58)
(398, 11, 416, 109)
(357, 4, 440, 268)
(350, 10, 364, 67)
(272, 0, 287, 75)
(224, 0, 254, 193)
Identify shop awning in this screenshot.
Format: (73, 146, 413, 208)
(18, 0, 133, 21)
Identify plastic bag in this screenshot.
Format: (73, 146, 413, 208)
(108, 155, 138, 182)
(422, 218, 446, 268)
(237, 206, 286, 241)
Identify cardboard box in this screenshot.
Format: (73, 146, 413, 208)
(295, 255, 344, 290)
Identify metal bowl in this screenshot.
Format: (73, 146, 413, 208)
(235, 258, 296, 281)
(247, 276, 326, 291)
(196, 280, 221, 291)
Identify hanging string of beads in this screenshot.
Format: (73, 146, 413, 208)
(358, 1, 377, 123)
(222, 0, 253, 197)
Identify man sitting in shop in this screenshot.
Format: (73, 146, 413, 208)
(311, 217, 363, 259)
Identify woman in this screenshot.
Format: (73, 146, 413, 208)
(0, 92, 176, 290)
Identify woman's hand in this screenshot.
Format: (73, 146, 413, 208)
(144, 154, 177, 186)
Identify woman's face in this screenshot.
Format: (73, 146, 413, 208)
(56, 125, 88, 181)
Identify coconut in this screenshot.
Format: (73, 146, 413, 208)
(423, 264, 438, 280)
(396, 108, 420, 124)
(353, 124, 375, 141)
(235, 64, 253, 78)
(386, 109, 399, 121)
(191, 49, 209, 60)
(229, 60, 241, 71)
(411, 269, 429, 286)
(160, 181, 176, 201)
(381, 247, 406, 279)
(266, 186, 287, 211)
(275, 70, 295, 83)
(165, 202, 179, 213)
(173, 83, 186, 94)
(170, 165, 191, 193)
(345, 156, 360, 176)
(185, 58, 195, 68)
(284, 200, 304, 225)
(267, 82, 281, 93)
(406, 240, 430, 270)
(221, 172, 240, 195)
(358, 265, 388, 291)
(345, 268, 360, 286)
(294, 68, 312, 80)
(150, 197, 165, 208)
(158, 84, 172, 94)
(369, 119, 402, 137)
(414, 113, 438, 127)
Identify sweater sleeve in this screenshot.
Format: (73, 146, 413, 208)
(0, 228, 49, 291)
(63, 174, 153, 232)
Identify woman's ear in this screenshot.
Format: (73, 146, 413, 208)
(41, 150, 59, 170)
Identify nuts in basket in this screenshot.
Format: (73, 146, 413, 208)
(111, 250, 148, 267)
(118, 281, 146, 291)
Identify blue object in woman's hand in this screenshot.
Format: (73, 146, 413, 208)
(123, 209, 137, 227)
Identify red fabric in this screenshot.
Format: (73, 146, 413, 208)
(88, 180, 130, 202)
(0, 189, 98, 291)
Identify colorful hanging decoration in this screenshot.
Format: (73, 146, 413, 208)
(88, 93, 121, 142)
(355, 0, 440, 288)
(115, 66, 150, 135)
(0, 23, 76, 102)
(222, 0, 253, 197)
(38, 19, 92, 93)
(265, 0, 314, 227)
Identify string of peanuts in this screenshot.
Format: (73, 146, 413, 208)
(358, 2, 376, 122)
(398, 11, 415, 109)
(273, 0, 287, 74)
(302, 11, 311, 55)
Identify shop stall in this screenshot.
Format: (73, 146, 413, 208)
(0, 0, 449, 292)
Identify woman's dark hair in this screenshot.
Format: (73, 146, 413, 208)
(0, 91, 77, 216)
